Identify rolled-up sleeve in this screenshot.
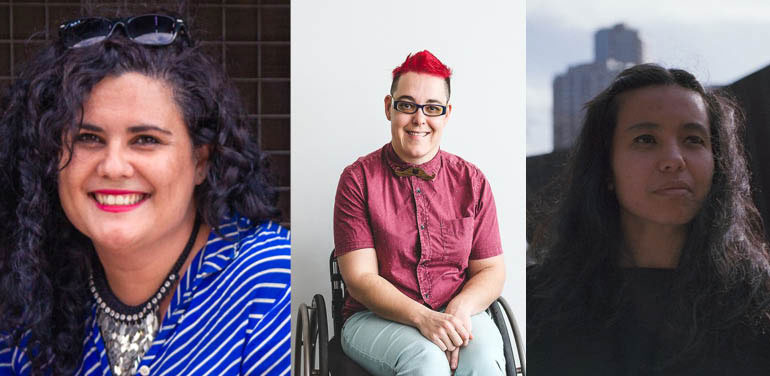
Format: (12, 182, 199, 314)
(470, 171, 503, 260)
(333, 165, 375, 256)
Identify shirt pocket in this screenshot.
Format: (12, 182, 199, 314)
(440, 216, 474, 267)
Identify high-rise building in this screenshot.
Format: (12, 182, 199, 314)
(595, 23, 643, 64)
(552, 24, 643, 150)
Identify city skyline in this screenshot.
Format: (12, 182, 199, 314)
(552, 23, 641, 150)
(527, 0, 770, 156)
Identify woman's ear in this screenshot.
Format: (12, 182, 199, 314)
(194, 145, 211, 185)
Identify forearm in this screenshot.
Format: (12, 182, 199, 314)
(447, 256, 506, 316)
(346, 272, 431, 328)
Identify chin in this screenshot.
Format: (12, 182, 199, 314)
(89, 227, 145, 251)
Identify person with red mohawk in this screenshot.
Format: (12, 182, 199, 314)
(333, 50, 506, 375)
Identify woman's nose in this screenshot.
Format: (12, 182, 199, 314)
(657, 143, 686, 172)
(96, 143, 134, 179)
(411, 107, 427, 125)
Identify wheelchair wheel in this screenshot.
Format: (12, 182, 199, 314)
(495, 297, 526, 376)
(311, 294, 329, 375)
(294, 295, 329, 376)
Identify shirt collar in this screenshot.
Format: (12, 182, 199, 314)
(197, 214, 252, 277)
(383, 142, 443, 179)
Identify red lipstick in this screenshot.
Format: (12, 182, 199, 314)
(91, 190, 148, 213)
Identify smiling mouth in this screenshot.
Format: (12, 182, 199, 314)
(91, 192, 149, 206)
(406, 130, 430, 137)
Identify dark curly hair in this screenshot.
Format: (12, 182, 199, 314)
(528, 64, 770, 368)
(0, 12, 278, 375)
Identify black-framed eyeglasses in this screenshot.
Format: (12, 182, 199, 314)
(58, 14, 192, 49)
(393, 100, 447, 117)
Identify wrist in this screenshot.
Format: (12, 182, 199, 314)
(410, 304, 432, 328)
(446, 295, 470, 315)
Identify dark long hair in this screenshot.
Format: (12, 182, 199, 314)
(0, 12, 278, 375)
(528, 64, 770, 366)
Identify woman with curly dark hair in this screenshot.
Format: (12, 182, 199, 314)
(528, 64, 770, 375)
(0, 11, 290, 376)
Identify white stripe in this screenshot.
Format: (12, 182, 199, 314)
(155, 290, 260, 373)
(19, 359, 30, 374)
(249, 332, 290, 374)
(84, 361, 100, 375)
(243, 290, 291, 366)
(246, 289, 291, 352)
(11, 348, 18, 369)
(252, 310, 290, 356)
(259, 348, 290, 376)
(191, 331, 247, 376)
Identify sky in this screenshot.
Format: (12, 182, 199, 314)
(527, 0, 770, 156)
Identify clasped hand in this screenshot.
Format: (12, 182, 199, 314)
(416, 307, 473, 370)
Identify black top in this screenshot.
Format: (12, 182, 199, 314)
(528, 268, 770, 375)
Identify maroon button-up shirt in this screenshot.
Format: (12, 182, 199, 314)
(333, 143, 503, 320)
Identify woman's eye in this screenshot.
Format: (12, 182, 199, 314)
(685, 135, 706, 145)
(75, 133, 102, 144)
(134, 135, 160, 145)
(633, 135, 656, 144)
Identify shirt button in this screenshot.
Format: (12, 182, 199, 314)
(139, 366, 150, 376)
(416, 188, 421, 194)
(420, 224, 425, 230)
(424, 293, 430, 299)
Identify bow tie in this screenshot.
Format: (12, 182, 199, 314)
(392, 166, 435, 181)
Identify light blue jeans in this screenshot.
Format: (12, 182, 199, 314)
(341, 310, 505, 376)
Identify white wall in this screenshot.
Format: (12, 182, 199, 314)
(291, 0, 526, 351)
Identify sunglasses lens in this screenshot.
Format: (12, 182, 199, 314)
(61, 18, 113, 48)
(127, 15, 177, 45)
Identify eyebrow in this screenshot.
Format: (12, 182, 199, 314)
(81, 123, 173, 135)
(394, 95, 446, 105)
(681, 122, 710, 135)
(624, 122, 709, 134)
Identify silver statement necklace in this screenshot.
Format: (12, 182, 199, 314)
(89, 216, 201, 376)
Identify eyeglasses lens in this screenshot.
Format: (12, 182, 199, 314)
(395, 102, 416, 113)
(423, 105, 443, 116)
(127, 15, 176, 45)
(65, 19, 113, 48)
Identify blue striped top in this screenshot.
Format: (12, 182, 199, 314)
(0, 215, 291, 376)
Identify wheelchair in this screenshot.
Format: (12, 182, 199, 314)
(295, 251, 526, 375)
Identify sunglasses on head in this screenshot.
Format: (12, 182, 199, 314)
(58, 14, 192, 49)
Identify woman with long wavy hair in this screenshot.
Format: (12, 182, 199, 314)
(528, 64, 770, 375)
(0, 9, 290, 376)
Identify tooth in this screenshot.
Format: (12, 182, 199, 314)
(106, 195, 115, 205)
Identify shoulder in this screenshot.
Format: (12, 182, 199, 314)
(207, 217, 290, 315)
(231, 218, 291, 276)
(340, 145, 388, 179)
(439, 150, 490, 195)
(203, 216, 290, 292)
(440, 150, 485, 178)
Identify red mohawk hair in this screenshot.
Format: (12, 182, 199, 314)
(390, 50, 452, 100)
(392, 50, 452, 79)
